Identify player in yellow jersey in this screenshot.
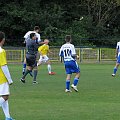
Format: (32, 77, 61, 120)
(0, 32, 14, 120)
(37, 39, 55, 75)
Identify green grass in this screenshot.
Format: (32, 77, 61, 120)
(1, 63, 120, 120)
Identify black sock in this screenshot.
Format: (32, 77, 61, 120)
(33, 70, 38, 82)
(22, 69, 32, 79)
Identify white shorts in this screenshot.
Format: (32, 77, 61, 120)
(0, 82, 10, 95)
(38, 55, 49, 63)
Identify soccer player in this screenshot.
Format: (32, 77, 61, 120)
(59, 35, 80, 92)
(112, 41, 120, 76)
(0, 32, 14, 120)
(22, 26, 43, 75)
(37, 39, 55, 75)
(20, 33, 39, 84)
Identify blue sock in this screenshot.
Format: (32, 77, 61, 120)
(22, 63, 26, 73)
(23, 63, 26, 69)
(66, 80, 70, 90)
(73, 78, 79, 86)
(114, 67, 117, 74)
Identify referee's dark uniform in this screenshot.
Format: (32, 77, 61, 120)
(20, 33, 39, 83)
(26, 38, 38, 67)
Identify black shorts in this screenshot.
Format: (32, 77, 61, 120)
(26, 54, 37, 67)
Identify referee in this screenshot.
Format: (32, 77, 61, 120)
(20, 33, 39, 84)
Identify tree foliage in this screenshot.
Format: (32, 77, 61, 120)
(0, 0, 120, 46)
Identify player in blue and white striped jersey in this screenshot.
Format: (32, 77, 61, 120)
(112, 41, 120, 76)
(59, 35, 80, 92)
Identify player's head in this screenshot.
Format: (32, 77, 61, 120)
(34, 26, 40, 33)
(0, 31, 5, 46)
(44, 39, 49, 44)
(65, 35, 72, 43)
(30, 33, 36, 40)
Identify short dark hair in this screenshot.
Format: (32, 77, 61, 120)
(0, 31, 5, 42)
(34, 26, 40, 31)
(30, 33, 36, 39)
(65, 35, 71, 42)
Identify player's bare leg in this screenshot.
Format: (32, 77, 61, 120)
(47, 60, 55, 75)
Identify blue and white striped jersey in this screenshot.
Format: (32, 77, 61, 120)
(59, 43, 76, 61)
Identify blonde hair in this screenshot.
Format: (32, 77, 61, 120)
(44, 39, 49, 43)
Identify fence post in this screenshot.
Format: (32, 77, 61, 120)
(80, 48, 82, 63)
(99, 48, 101, 63)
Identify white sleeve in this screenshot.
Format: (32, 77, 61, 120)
(36, 33, 41, 42)
(1, 65, 13, 84)
(24, 31, 31, 39)
(71, 45, 76, 55)
(24, 32, 28, 39)
(116, 43, 118, 49)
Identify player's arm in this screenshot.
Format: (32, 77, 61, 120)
(1, 65, 13, 85)
(38, 41, 45, 45)
(71, 45, 78, 59)
(0, 52, 13, 85)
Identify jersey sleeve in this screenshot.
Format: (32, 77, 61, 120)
(24, 31, 32, 39)
(24, 32, 29, 39)
(116, 43, 118, 49)
(36, 33, 41, 42)
(71, 45, 76, 55)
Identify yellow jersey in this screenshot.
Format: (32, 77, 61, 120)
(38, 44, 49, 55)
(0, 48, 8, 84)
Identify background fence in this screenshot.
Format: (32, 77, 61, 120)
(5, 47, 116, 63)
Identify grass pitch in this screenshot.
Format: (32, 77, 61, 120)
(0, 63, 120, 120)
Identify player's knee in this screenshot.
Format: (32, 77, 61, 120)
(75, 73, 80, 78)
(2, 95, 9, 101)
